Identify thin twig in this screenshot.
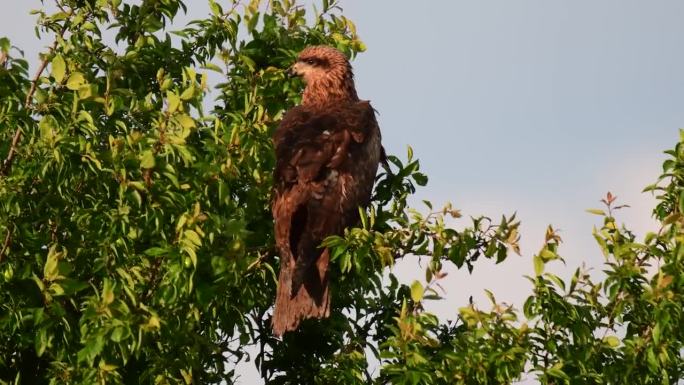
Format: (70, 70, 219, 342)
(1, 53, 50, 176)
(225, 0, 241, 18)
(1, 129, 24, 176)
(0, 230, 11, 262)
(24, 50, 52, 108)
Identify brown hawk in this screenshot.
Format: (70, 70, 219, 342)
(271, 46, 383, 336)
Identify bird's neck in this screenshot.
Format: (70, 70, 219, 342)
(301, 74, 359, 109)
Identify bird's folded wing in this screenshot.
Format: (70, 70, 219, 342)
(344, 101, 376, 143)
(273, 103, 377, 187)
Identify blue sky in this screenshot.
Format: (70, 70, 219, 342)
(3, 1, 684, 383)
(341, 0, 682, 310)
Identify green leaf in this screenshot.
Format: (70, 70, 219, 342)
(140, 150, 155, 169)
(145, 247, 168, 256)
(110, 327, 126, 342)
(412, 172, 428, 186)
(102, 279, 114, 305)
(239, 54, 256, 70)
(43, 245, 61, 281)
(51, 54, 66, 83)
(77, 335, 105, 364)
(184, 230, 202, 247)
(410, 280, 424, 302)
(0, 37, 9, 53)
(652, 322, 661, 345)
(458, 306, 477, 327)
(539, 248, 557, 262)
(202, 62, 223, 73)
(78, 84, 94, 99)
(35, 328, 48, 357)
(167, 91, 180, 113)
(209, 0, 222, 16)
(128, 181, 147, 191)
(603, 335, 620, 348)
(66, 72, 86, 90)
(533, 255, 544, 276)
(547, 367, 570, 381)
(60, 279, 89, 295)
(176, 113, 196, 130)
(180, 85, 195, 101)
(130, 190, 142, 207)
(246, 13, 259, 32)
(183, 245, 197, 267)
(39, 115, 57, 142)
(585, 208, 606, 216)
(358, 207, 368, 229)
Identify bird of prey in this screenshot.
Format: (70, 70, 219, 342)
(271, 46, 383, 336)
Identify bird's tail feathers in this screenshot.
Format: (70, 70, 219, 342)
(272, 249, 330, 337)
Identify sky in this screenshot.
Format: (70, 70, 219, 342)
(3, 1, 684, 383)
(340, 0, 682, 307)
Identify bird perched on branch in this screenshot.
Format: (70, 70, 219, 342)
(271, 46, 383, 336)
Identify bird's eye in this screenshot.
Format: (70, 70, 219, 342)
(304, 58, 316, 65)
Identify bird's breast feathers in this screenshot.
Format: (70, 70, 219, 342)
(273, 101, 381, 202)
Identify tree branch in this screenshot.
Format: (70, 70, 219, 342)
(1, 24, 67, 177)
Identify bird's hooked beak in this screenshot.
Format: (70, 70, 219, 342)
(287, 62, 302, 78)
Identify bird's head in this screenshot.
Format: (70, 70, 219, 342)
(289, 45, 358, 106)
(289, 46, 352, 84)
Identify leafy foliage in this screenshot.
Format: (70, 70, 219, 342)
(0, 1, 682, 384)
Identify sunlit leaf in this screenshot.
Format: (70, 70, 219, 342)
(66, 71, 85, 90)
(51, 54, 65, 83)
(410, 280, 424, 302)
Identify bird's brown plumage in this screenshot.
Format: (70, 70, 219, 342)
(271, 46, 382, 336)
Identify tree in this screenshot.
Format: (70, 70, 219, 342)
(0, 1, 681, 384)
